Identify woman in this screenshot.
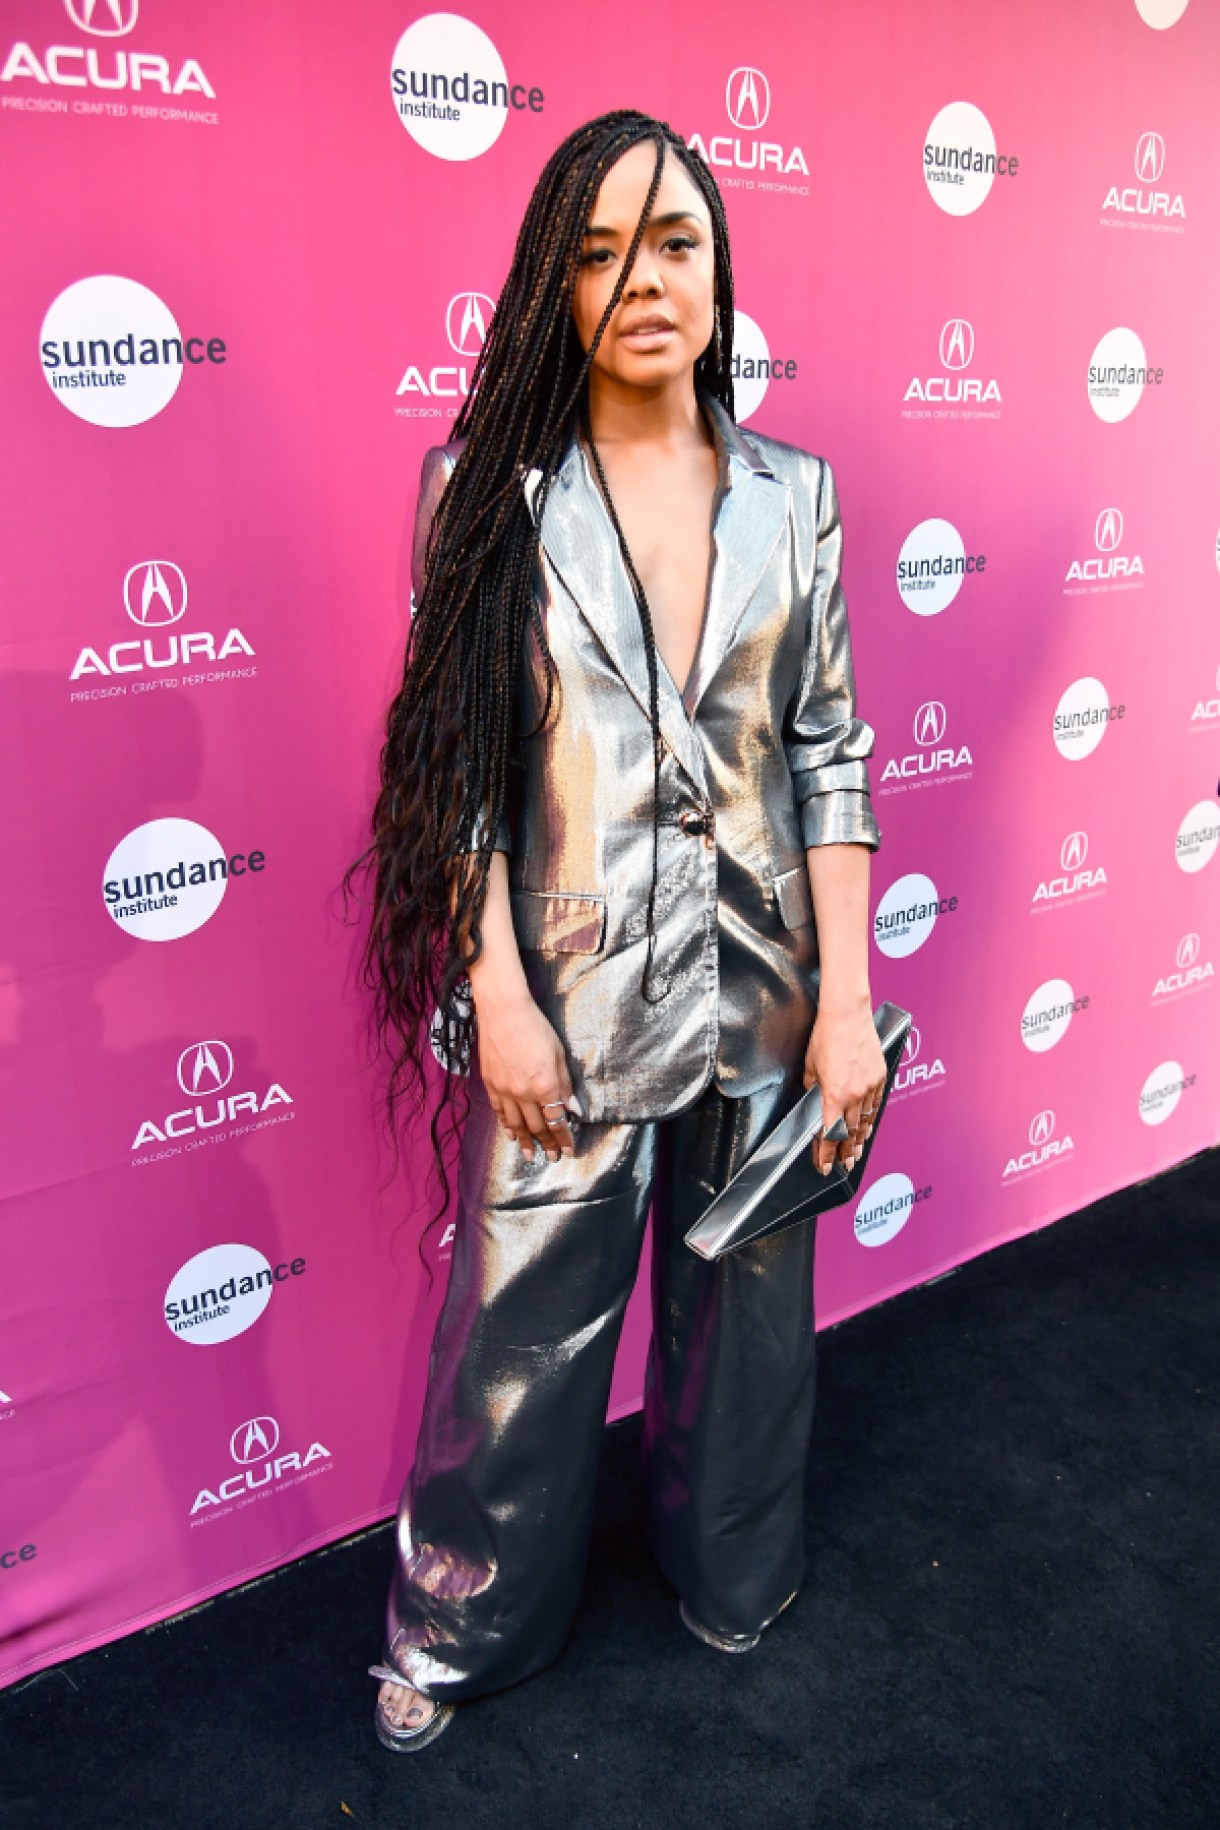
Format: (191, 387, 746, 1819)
(359, 110, 885, 1751)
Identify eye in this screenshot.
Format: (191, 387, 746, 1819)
(663, 235, 700, 255)
(578, 247, 614, 268)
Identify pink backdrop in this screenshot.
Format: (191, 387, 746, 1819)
(1, 0, 1216, 1687)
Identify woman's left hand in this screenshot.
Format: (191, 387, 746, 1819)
(802, 998, 887, 1178)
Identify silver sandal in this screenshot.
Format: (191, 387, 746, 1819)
(678, 1587, 799, 1655)
(678, 1601, 761, 1654)
(368, 1662, 456, 1753)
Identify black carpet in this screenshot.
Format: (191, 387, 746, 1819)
(5, 1149, 1219, 1830)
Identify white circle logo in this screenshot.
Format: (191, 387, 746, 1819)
(230, 1416, 280, 1463)
(1053, 677, 1111, 760)
(65, 0, 138, 36)
(1135, 131, 1166, 183)
(1139, 1061, 1185, 1126)
(1094, 508, 1123, 553)
(874, 871, 941, 958)
(177, 1040, 235, 1097)
(854, 1172, 918, 1248)
(1029, 1109, 1056, 1146)
(1176, 932, 1200, 969)
(445, 290, 494, 356)
(733, 310, 771, 423)
(103, 818, 228, 942)
(1088, 327, 1149, 424)
(923, 102, 998, 216)
(914, 700, 946, 745)
(1134, 0, 1189, 26)
(725, 67, 770, 131)
(124, 559, 188, 627)
(897, 518, 967, 616)
(1021, 978, 1077, 1053)
(41, 276, 186, 428)
(164, 1244, 275, 1345)
(390, 14, 509, 162)
(939, 318, 974, 369)
(1060, 830, 1089, 872)
(1175, 799, 1220, 873)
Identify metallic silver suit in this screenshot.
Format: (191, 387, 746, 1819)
(384, 394, 881, 1699)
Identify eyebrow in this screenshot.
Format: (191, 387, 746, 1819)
(582, 209, 705, 238)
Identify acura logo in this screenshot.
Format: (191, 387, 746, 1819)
(902, 1024, 922, 1062)
(939, 319, 974, 371)
(1176, 932, 1200, 968)
(1060, 830, 1088, 872)
(445, 291, 494, 358)
(123, 560, 188, 628)
(1135, 131, 1165, 184)
(1029, 1109, 1056, 1146)
(177, 1039, 234, 1096)
(230, 1416, 280, 1464)
(913, 700, 947, 746)
(726, 66, 770, 131)
(1094, 508, 1123, 553)
(65, 0, 139, 34)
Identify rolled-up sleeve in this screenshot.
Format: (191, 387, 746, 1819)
(411, 445, 513, 857)
(783, 457, 881, 852)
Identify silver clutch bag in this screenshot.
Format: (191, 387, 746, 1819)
(683, 1001, 913, 1261)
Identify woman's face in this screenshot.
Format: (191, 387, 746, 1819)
(571, 142, 716, 394)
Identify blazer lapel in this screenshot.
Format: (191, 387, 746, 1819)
(528, 434, 709, 794)
(682, 394, 791, 718)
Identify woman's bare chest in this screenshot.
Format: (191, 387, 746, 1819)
(601, 452, 718, 697)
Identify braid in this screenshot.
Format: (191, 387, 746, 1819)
(349, 110, 736, 1216)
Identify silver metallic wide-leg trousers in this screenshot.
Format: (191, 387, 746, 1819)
(384, 1068, 817, 1702)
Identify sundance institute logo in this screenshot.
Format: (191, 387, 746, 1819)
(1087, 327, 1163, 423)
(164, 1243, 307, 1345)
(102, 817, 265, 941)
(896, 519, 987, 616)
(390, 13, 543, 162)
(1052, 677, 1125, 759)
(854, 1172, 932, 1248)
(40, 276, 225, 427)
(731, 310, 797, 424)
(1175, 800, 1220, 873)
(1020, 978, 1089, 1053)
(922, 101, 1019, 216)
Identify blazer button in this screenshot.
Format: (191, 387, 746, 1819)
(680, 809, 713, 837)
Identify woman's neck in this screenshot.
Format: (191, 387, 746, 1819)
(584, 370, 710, 450)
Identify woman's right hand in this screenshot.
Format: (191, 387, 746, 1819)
(473, 982, 579, 1161)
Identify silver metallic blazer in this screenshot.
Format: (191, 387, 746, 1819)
(412, 393, 881, 1123)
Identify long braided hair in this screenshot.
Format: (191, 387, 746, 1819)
(354, 109, 736, 1206)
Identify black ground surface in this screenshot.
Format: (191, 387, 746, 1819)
(4, 1148, 1218, 1830)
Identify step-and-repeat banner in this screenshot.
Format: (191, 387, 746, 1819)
(2, 0, 1216, 1685)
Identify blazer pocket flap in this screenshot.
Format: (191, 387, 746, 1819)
(773, 865, 814, 931)
(511, 891, 606, 954)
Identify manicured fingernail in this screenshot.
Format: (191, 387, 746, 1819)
(566, 1094, 585, 1118)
